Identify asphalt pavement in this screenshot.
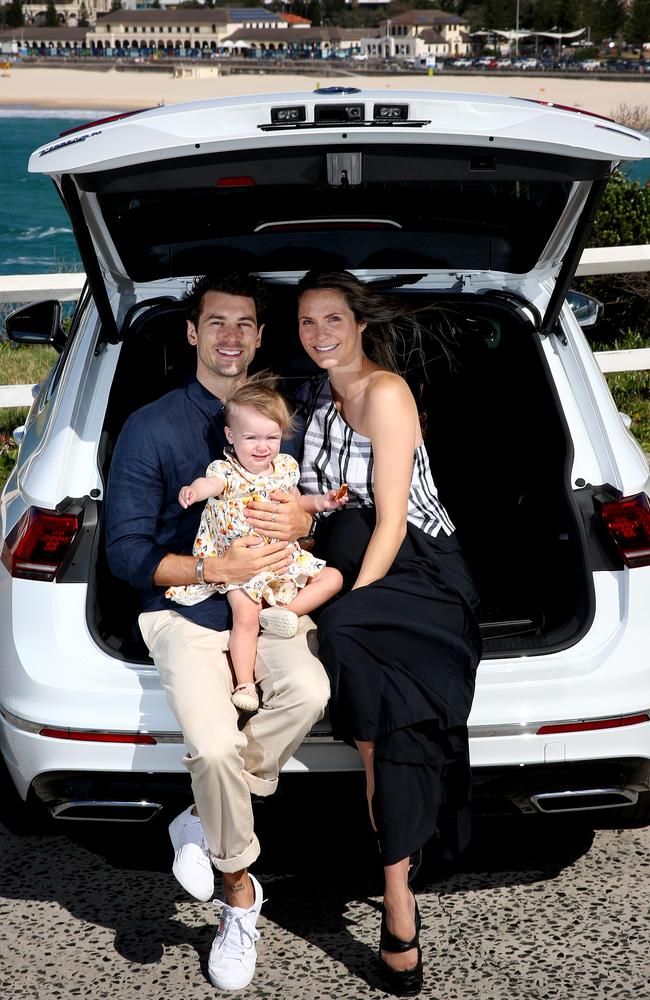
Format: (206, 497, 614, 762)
(1, 766, 649, 1000)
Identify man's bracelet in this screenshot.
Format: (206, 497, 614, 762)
(196, 557, 205, 585)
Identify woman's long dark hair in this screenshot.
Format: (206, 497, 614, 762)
(296, 270, 458, 377)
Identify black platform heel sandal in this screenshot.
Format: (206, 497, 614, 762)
(378, 895, 423, 997)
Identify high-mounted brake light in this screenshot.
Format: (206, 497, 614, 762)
(216, 176, 255, 188)
(1, 506, 80, 581)
(597, 492, 650, 568)
(39, 728, 157, 744)
(537, 713, 650, 735)
(58, 108, 154, 137)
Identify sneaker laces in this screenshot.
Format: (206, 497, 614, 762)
(212, 899, 261, 961)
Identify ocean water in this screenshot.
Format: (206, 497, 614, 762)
(0, 109, 648, 277)
(0, 110, 116, 276)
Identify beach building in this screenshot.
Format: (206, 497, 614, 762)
(222, 25, 374, 57)
(22, 0, 113, 24)
(0, 25, 87, 54)
(365, 9, 471, 61)
(86, 8, 296, 52)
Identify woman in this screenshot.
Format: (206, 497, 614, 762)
(295, 271, 481, 997)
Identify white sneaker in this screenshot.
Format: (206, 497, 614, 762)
(259, 607, 299, 639)
(208, 873, 264, 991)
(168, 805, 214, 902)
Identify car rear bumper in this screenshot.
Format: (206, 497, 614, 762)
(471, 756, 650, 816)
(20, 755, 650, 823)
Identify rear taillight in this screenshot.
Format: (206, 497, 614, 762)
(1, 507, 80, 581)
(597, 492, 650, 568)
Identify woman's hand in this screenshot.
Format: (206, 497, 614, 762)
(244, 490, 312, 541)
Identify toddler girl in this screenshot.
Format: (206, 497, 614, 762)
(166, 379, 345, 712)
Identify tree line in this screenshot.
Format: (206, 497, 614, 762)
(271, 0, 650, 47)
(2, 0, 650, 44)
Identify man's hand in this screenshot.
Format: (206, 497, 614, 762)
(244, 490, 312, 542)
(207, 535, 292, 586)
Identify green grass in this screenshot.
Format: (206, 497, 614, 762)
(0, 343, 57, 492)
(590, 330, 650, 453)
(0, 342, 57, 386)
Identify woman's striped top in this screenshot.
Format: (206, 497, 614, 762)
(297, 376, 455, 538)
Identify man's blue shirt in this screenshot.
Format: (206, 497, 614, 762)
(106, 379, 231, 631)
(106, 376, 303, 633)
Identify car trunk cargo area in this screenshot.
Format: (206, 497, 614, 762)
(88, 287, 595, 664)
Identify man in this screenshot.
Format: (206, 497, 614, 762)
(105, 273, 330, 991)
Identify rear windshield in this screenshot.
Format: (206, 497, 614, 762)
(79, 144, 607, 281)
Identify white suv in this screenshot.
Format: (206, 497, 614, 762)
(2, 88, 650, 824)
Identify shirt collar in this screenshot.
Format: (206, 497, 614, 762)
(185, 376, 224, 421)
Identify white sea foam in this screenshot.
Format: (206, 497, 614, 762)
(17, 226, 73, 241)
(4, 257, 56, 266)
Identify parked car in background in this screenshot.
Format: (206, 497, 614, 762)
(2, 88, 650, 827)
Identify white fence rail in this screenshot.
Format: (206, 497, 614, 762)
(576, 245, 650, 276)
(0, 385, 37, 407)
(1, 246, 649, 410)
(0, 272, 85, 304)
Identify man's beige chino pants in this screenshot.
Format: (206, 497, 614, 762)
(139, 610, 330, 873)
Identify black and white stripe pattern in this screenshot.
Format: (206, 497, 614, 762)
(297, 376, 455, 538)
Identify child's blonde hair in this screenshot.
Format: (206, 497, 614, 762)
(224, 371, 295, 435)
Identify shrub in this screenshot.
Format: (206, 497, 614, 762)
(576, 170, 650, 343)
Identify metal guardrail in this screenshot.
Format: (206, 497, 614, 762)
(1, 246, 649, 410)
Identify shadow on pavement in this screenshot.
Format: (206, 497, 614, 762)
(0, 762, 597, 988)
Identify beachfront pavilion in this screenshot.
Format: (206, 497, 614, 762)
(222, 25, 375, 58)
(86, 8, 301, 53)
(0, 26, 87, 55)
(373, 10, 472, 60)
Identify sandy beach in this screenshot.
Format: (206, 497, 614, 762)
(0, 64, 649, 118)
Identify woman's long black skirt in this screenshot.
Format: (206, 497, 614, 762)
(314, 508, 482, 867)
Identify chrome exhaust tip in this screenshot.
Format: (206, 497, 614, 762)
(48, 799, 163, 822)
(530, 788, 638, 814)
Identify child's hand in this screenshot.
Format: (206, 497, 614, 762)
(178, 485, 196, 509)
(320, 485, 349, 511)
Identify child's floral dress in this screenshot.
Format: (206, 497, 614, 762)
(166, 452, 325, 607)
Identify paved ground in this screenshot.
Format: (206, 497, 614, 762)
(1, 766, 649, 1000)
